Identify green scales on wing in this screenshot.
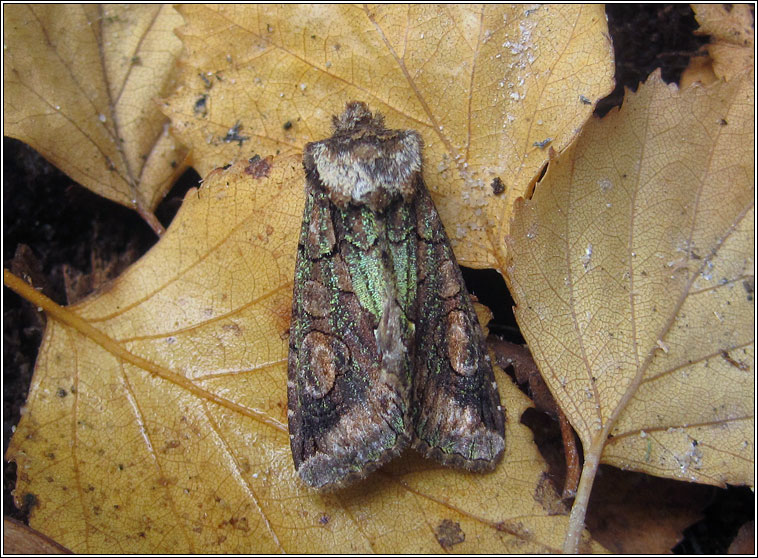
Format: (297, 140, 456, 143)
(287, 102, 505, 489)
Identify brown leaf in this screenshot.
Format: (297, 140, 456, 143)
(490, 338, 581, 498)
(161, 4, 614, 269)
(3, 5, 188, 230)
(728, 520, 755, 554)
(507, 70, 754, 489)
(585, 468, 712, 553)
(5, 157, 606, 553)
(3, 517, 72, 555)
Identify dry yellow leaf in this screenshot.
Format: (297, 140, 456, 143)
(508, 70, 754, 551)
(507, 70, 754, 549)
(692, 4, 755, 80)
(3, 4, 188, 232)
(6, 156, 606, 553)
(509, 70, 754, 483)
(161, 4, 614, 269)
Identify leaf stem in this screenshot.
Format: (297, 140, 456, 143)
(562, 434, 604, 553)
(135, 203, 166, 236)
(3, 268, 286, 433)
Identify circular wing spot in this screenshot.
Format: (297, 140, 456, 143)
(446, 310, 478, 376)
(301, 331, 348, 398)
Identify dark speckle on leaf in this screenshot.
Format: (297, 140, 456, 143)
(435, 519, 465, 549)
(194, 94, 208, 117)
(22, 492, 39, 513)
(223, 121, 249, 146)
(245, 155, 273, 179)
(491, 176, 505, 195)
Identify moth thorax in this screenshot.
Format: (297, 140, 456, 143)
(308, 133, 422, 211)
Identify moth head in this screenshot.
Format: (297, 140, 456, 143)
(305, 102, 423, 211)
(331, 101, 385, 136)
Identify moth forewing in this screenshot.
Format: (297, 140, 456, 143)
(411, 183, 505, 469)
(288, 102, 504, 489)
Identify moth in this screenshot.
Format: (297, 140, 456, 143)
(288, 102, 505, 489)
